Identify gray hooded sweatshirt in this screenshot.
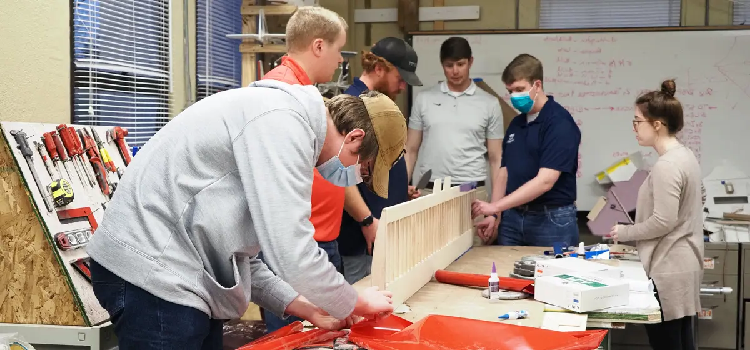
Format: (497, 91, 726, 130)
(86, 79, 357, 320)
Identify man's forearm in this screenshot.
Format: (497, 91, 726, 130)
(344, 186, 370, 221)
(494, 176, 550, 212)
(489, 164, 505, 203)
(405, 152, 417, 182)
(285, 295, 320, 321)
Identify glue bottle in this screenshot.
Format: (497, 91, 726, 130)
(577, 242, 586, 259)
(499, 310, 529, 320)
(489, 262, 500, 300)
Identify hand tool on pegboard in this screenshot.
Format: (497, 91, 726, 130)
(57, 206, 98, 231)
(89, 127, 118, 175)
(71, 257, 92, 282)
(34, 140, 60, 180)
(55, 125, 91, 187)
(43, 131, 74, 180)
(35, 140, 75, 207)
(10, 129, 54, 212)
(65, 124, 98, 188)
(108, 126, 132, 166)
(55, 228, 92, 251)
(77, 128, 112, 197)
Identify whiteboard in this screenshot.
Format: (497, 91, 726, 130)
(411, 29, 750, 210)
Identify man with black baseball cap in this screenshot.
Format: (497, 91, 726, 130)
(337, 37, 422, 284)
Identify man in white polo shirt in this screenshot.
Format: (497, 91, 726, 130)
(405, 36, 503, 244)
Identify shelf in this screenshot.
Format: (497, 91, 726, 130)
(241, 5, 297, 16)
(240, 42, 287, 54)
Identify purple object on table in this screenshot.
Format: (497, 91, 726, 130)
(459, 182, 478, 192)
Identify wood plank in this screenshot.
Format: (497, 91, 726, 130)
(241, 0, 258, 86)
(241, 5, 297, 16)
(240, 43, 288, 54)
(433, 0, 445, 31)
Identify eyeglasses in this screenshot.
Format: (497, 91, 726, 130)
(633, 118, 667, 131)
(632, 120, 647, 131)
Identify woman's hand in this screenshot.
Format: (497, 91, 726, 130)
(607, 225, 621, 243)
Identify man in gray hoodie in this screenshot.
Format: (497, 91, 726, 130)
(87, 78, 406, 348)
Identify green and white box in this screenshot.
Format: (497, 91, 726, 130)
(535, 257, 624, 280)
(534, 273, 629, 312)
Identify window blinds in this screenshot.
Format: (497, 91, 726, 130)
(72, 0, 171, 149)
(734, 0, 750, 25)
(196, 0, 243, 100)
(540, 0, 681, 29)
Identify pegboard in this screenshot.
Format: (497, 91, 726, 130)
(0, 121, 133, 326)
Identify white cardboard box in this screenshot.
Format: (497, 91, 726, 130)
(535, 257, 624, 280)
(535, 273, 630, 312)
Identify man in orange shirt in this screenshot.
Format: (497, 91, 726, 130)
(258, 6, 361, 334)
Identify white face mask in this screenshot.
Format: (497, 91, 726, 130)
(316, 132, 363, 187)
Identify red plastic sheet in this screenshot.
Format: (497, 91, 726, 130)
(349, 315, 607, 350)
(434, 269, 535, 294)
(239, 315, 607, 350)
(236, 321, 344, 350)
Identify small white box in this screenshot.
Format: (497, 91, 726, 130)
(535, 257, 623, 280)
(535, 273, 630, 312)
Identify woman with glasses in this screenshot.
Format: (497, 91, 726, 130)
(603, 79, 704, 350)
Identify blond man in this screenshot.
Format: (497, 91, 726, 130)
(87, 7, 402, 349)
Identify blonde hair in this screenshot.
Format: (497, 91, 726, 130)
(286, 6, 348, 53)
(361, 51, 394, 74)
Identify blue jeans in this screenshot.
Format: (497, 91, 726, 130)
(90, 259, 224, 350)
(260, 240, 342, 334)
(497, 204, 579, 247)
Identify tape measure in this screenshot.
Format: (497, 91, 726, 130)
(50, 179, 74, 207)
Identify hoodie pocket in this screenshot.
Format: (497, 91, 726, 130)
(200, 254, 252, 319)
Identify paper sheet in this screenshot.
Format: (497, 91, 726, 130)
(541, 312, 588, 331)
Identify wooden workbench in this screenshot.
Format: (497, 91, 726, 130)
(354, 245, 660, 329)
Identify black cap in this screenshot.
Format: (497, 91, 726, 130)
(370, 37, 422, 87)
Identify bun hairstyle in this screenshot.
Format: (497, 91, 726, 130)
(635, 79, 683, 135)
(660, 79, 676, 98)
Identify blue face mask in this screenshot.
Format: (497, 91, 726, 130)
(510, 84, 539, 114)
(316, 136, 363, 187)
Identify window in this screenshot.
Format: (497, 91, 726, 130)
(734, 0, 750, 25)
(540, 0, 681, 29)
(72, 0, 171, 149)
(196, 0, 243, 100)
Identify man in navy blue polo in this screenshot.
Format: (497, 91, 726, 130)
(337, 37, 423, 284)
(471, 53, 581, 247)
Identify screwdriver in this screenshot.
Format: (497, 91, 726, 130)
(51, 131, 82, 186)
(89, 128, 117, 174)
(10, 130, 53, 212)
(78, 128, 111, 196)
(57, 124, 92, 188)
(35, 140, 59, 180)
(71, 126, 98, 187)
(42, 132, 71, 179)
(75, 128, 99, 188)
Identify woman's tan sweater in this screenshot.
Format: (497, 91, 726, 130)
(618, 145, 704, 321)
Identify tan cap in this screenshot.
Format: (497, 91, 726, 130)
(360, 92, 406, 199)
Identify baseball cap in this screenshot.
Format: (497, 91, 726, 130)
(360, 92, 407, 199)
(370, 37, 423, 87)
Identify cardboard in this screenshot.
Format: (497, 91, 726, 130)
(474, 79, 518, 132)
(535, 257, 624, 280)
(534, 273, 630, 313)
